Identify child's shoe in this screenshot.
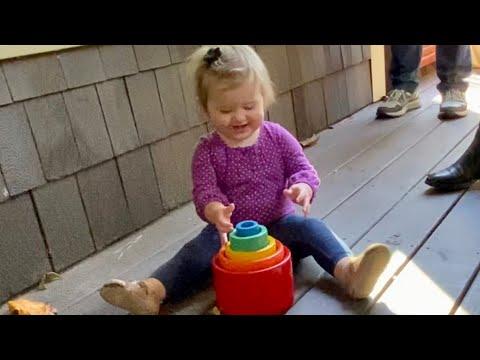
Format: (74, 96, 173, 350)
(334, 244, 391, 299)
(100, 278, 166, 315)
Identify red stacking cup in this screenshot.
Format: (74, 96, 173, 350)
(212, 246, 294, 315)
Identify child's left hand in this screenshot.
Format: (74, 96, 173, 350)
(283, 183, 313, 217)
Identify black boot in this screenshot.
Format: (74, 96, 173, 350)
(425, 126, 480, 190)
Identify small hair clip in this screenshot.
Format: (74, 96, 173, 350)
(204, 47, 222, 67)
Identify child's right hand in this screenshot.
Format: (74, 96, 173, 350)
(215, 203, 235, 245)
(205, 202, 235, 245)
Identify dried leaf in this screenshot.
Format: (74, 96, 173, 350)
(207, 306, 221, 315)
(8, 299, 57, 315)
(45, 272, 61, 283)
(300, 134, 319, 148)
(38, 272, 61, 290)
(38, 275, 47, 290)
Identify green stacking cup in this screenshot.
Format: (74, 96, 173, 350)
(229, 220, 269, 252)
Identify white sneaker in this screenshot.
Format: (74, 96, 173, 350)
(377, 89, 421, 118)
(439, 89, 468, 119)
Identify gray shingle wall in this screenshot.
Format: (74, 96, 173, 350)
(96, 78, 140, 155)
(323, 70, 350, 126)
(117, 146, 166, 228)
(168, 45, 199, 64)
(268, 91, 297, 137)
(154, 65, 190, 136)
(0, 103, 46, 195)
(125, 71, 168, 144)
(292, 79, 328, 140)
(3, 54, 67, 101)
(151, 124, 207, 210)
(133, 45, 171, 71)
(24, 94, 82, 180)
(32, 177, 95, 271)
(0, 45, 374, 303)
(341, 45, 364, 68)
(58, 47, 106, 88)
(0, 194, 51, 303)
(63, 86, 114, 168)
(98, 45, 139, 79)
(256, 45, 291, 94)
(76, 159, 134, 250)
(0, 66, 12, 105)
(0, 170, 9, 203)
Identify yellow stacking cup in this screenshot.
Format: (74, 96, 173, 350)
(225, 235, 276, 262)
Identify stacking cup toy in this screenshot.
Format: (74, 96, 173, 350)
(212, 220, 294, 315)
(225, 235, 276, 261)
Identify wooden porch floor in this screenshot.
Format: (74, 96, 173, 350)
(288, 70, 480, 315)
(2, 70, 480, 315)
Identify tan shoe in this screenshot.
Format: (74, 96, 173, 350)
(100, 278, 166, 315)
(337, 244, 391, 299)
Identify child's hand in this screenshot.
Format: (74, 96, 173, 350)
(283, 183, 313, 217)
(205, 202, 235, 245)
(217, 203, 235, 245)
(214, 203, 235, 231)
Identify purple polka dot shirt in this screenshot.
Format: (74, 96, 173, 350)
(192, 121, 320, 226)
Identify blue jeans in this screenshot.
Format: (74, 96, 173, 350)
(152, 214, 352, 303)
(390, 45, 471, 94)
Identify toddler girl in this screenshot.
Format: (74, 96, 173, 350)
(100, 45, 391, 315)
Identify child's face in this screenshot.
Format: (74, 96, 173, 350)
(206, 78, 265, 146)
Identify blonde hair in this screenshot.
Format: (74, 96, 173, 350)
(186, 45, 275, 112)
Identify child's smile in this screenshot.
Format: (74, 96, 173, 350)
(206, 78, 265, 147)
(232, 123, 249, 132)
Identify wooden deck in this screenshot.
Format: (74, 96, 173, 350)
(288, 70, 480, 315)
(2, 70, 480, 315)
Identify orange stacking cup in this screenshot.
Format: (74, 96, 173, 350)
(217, 240, 285, 272)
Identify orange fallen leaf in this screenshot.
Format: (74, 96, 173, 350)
(7, 298, 57, 315)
